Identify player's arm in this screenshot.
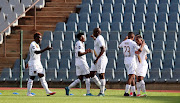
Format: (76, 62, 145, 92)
(34, 46, 52, 54)
(135, 40, 145, 54)
(91, 35, 96, 40)
(78, 48, 92, 56)
(94, 46, 105, 64)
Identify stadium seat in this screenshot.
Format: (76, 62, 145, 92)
(101, 31, 109, 41)
(133, 22, 144, 32)
(21, 0, 33, 8)
(144, 22, 156, 32)
(148, 0, 159, 4)
(85, 40, 94, 49)
(134, 13, 146, 23)
(153, 41, 165, 51)
(157, 13, 168, 23)
(41, 51, 50, 60)
(156, 22, 167, 32)
(14, 4, 25, 17)
(113, 3, 124, 14)
(106, 50, 117, 60)
(108, 40, 119, 51)
(41, 58, 48, 70)
(169, 69, 180, 82)
(112, 13, 123, 23)
(7, 69, 21, 81)
(122, 22, 133, 31)
(9, 0, 20, 8)
(163, 59, 174, 69)
(146, 13, 157, 23)
(102, 4, 113, 14)
(55, 68, 68, 81)
(168, 13, 179, 23)
(151, 58, 163, 69)
(168, 22, 179, 32)
(116, 58, 125, 68)
(147, 68, 161, 82)
(0, 0, 8, 8)
(111, 22, 122, 32)
(34, 0, 45, 8)
(158, 68, 172, 82)
(53, 31, 64, 41)
(41, 40, 51, 49)
(101, 13, 112, 23)
(88, 22, 99, 31)
(165, 40, 177, 51)
(62, 40, 74, 51)
(174, 58, 180, 69)
(43, 31, 53, 41)
(100, 22, 111, 32)
(106, 58, 116, 69)
(46, 68, 57, 81)
(22, 69, 29, 81)
(113, 68, 127, 82)
(171, 0, 180, 4)
(158, 4, 169, 13)
(90, 13, 101, 23)
(61, 50, 73, 60)
(50, 50, 61, 60)
(166, 32, 178, 41)
(66, 22, 77, 32)
(79, 4, 91, 14)
(7, 12, 18, 26)
(0, 68, 12, 81)
(64, 32, 75, 41)
(67, 13, 79, 23)
(93, 0, 104, 4)
(125, 3, 135, 14)
(78, 22, 88, 32)
(124, 13, 134, 23)
(147, 3, 158, 13)
(55, 22, 66, 32)
(114, 0, 125, 4)
(120, 31, 129, 41)
(1, 4, 13, 16)
(67, 68, 77, 81)
(59, 59, 71, 69)
(104, 0, 114, 4)
(136, 3, 147, 13)
(164, 50, 176, 60)
(109, 31, 120, 41)
(143, 31, 154, 41)
(91, 4, 102, 14)
(81, 0, 92, 5)
(137, 0, 148, 4)
(154, 32, 166, 41)
(0, 13, 6, 25)
(48, 58, 59, 69)
(169, 4, 180, 13)
(105, 68, 115, 81)
(12, 59, 25, 70)
(79, 13, 90, 23)
(0, 21, 11, 36)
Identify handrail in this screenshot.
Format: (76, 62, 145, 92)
(0, 0, 40, 35)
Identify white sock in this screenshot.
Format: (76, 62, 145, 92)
(125, 84, 131, 93)
(85, 78, 90, 94)
(140, 80, 146, 93)
(40, 76, 51, 94)
(68, 79, 81, 89)
(27, 79, 33, 94)
(131, 86, 136, 93)
(136, 82, 141, 95)
(92, 75, 101, 88)
(100, 79, 106, 94)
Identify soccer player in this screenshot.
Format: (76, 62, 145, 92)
(65, 32, 93, 96)
(90, 28, 108, 96)
(27, 32, 56, 96)
(135, 35, 150, 97)
(119, 32, 145, 96)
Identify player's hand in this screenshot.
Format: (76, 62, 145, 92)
(85, 48, 92, 53)
(25, 63, 28, 69)
(46, 46, 53, 50)
(91, 35, 96, 40)
(142, 40, 146, 46)
(94, 59, 98, 64)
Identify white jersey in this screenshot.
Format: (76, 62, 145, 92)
(93, 35, 107, 60)
(28, 41, 41, 66)
(136, 45, 150, 66)
(75, 40, 87, 66)
(119, 39, 140, 64)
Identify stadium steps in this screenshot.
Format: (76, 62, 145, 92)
(0, 0, 81, 73)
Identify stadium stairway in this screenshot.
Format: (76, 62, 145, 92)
(0, 0, 82, 73)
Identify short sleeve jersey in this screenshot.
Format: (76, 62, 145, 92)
(136, 45, 150, 65)
(119, 39, 140, 64)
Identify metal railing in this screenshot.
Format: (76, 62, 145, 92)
(0, 0, 41, 57)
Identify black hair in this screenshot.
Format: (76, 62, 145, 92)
(76, 32, 84, 40)
(128, 32, 134, 39)
(34, 32, 41, 39)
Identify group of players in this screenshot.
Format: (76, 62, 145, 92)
(27, 27, 150, 97)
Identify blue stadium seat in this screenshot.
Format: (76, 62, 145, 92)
(122, 22, 133, 31)
(105, 68, 115, 81)
(164, 50, 176, 60)
(148, 0, 159, 4)
(113, 68, 127, 82)
(163, 59, 174, 69)
(79, 13, 90, 23)
(90, 13, 101, 23)
(93, 0, 104, 4)
(125, 3, 135, 14)
(67, 68, 77, 81)
(67, 13, 79, 23)
(55, 22, 66, 32)
(170, 69, 180, 82)
(55, 68, 68, 81)
(102, 3, 113, 14)
(158, 4, 169, 13)
(159, 0, 170, 4)
(174, 58, 180, 69)
(41, 51, 50, 60)
(169, 4, 180, 13)
(157, 13, 168, 23)
(41, 58, 47, 70)
(171, 0, 180, 4)
(42, 31, 53, 42)
(158, 68, 172, 82)
(168, 13, 179, 23)
(86, 40, 94, 49)
(133, 22, 144, 32)
(147, 3, 158, 13)
(22, 69, 29, 81)
(0, 68, 12, 81)
(146, 13, 157, 23)
(156, 22, 167, 32)
(117, 51, 124, 60)
(108, 40, 119, 50)
(114, 0, 125, 4)
(46, 68, 57, 81)
(64, 32, 75, 41)
(66, 22, 77, 32)
(81, 0, 92, 5)
(145, 22, 156, 32)
(59, 59, 71, 69)
(61, 50, 73, 60)
(116, 59, 125, 68)
(91, 4, 102, 14)
(48, 58, 59, 69)
(52, 40, 62, 51)
(104, 0, 114, 4)
(78, 22, 88, 32)
(154, 32, 166, 41)
(111, 22, 122, 32)
(168, 22, 179, 32)
(134, 13, 146, 23)
(88, 22, 99, 31)
(166, 32, 178, 41)
(50, 50, 61, 60)
(153, 40, 165, 51)
(109, 31, 120, 41)
(146, 40, 153, 51)
(143, 31, 155, 41)
(100, 22, 111, 32)
(112, 13, 123, 23)
(106, 50, 117, 60)
(101, 13, 112, 23)
(124, 13, 134, 23)
(113, 3, 124, 14)
(126, 0, 137, 4)
(12, 59, 25, 70)
(79, 4, 91, 14)
(137, 0, 148, 4)
(152, 51, 164, 62)
(41, 40, 51, 49)
(165, 40, 177, 51)
(53, 31, 64, 41)
(107, 58, 116, 69)
(147, 68, 161, 82)
(136, 3, 147, 13)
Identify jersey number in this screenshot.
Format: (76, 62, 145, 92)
(124, 46, 131, 57)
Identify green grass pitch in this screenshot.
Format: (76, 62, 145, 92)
(0, 89, 180, 103)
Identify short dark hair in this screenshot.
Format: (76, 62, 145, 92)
(128, 32, 134, 39)
(76, 32, 84, 40)
(136, 35, 143, 39)
(34, 32, 41, 39)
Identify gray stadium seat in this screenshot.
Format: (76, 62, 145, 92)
(166, 32, 178, 41)
(41, 51, 50, 60)
(147, 3, 158, 13)
(100, 22, 111, 32)
(158, 4, 169, 13)
(42, 31, 53, 41)
(134, 13, 146, 23)
(109, 31, 120, 41)
(41, 40, 51, 49)
(91, 4, 102, 14)
(88, 22, 99, 31)
(151, 58, 163, 69)
(104, 0, 114, 4)
(102, 4, 113, 14)
(90, 13, 101, 23)
(13, 59, 25, 70)
(156, 22, 167, 32)
(122, 22, 133, 31)
(113, 68, 127, 82)
(79, 13, 90, 23)
(21, 0, 33, 8)
(154, 32, 166, 41)
(164, 50, 175, 60)
(117, 51, 124, 59)
(145, 40, 153, 51)
(78, 22, 88, 32)
(55, 22, 66, 32)
(55, 68, 68, 81)
(116, 58, 125, 68)
(62, 40, 74, 51)
(106, 58, 116, 69)
(0, 68, 12, 81)
(108, 40, 119, 51)
(0, 21, 11, 36)
(126, 0, 137, 4)
(158, 68, 172, 82)
(7, 12, 18, 26)
(0, 13, 6, 25)
(93, 0, 104, 4)
(41, 58, 48, 70)
(0, 0, 8, 8)
(101, 13, 112, 23)
(48, 58, 59, 69)
(1, 4, 13, 16)
(137, 0, 148, 4)
(67, 68, 77, 81)
(148, 0, 159, 4)
(169, 69, 180, 82)
(7, 69, 20, 81)
(112, 13, 123, 23)
(85, 40, 94, 49)
(124, 13, 134, 23)
(14, 4, 25, 17)
(9, 0, 20, 8)
(114, 0, 125, 4)
(101, 31, 109, 41)
(171, 0, 180, 4)
(67, 13, 79, 23)
(146, 13, 157, 23)
(81, 0, 92, 5)
(163, 59, 174, 69)
(165, 40, 177, 51)
(169, 4, 180, 13)
(158, 13, 168, 23)
(159, 0, 170, 4)
(61, 50, 72, 60)
(145, 22, 156, 32)
(64, 32, 75, 41)
(113, 3, 124, 14)
(168, 13, 179, 23)
(106, 50, 117, 60)
(133, 22, 144, 32)
(105, 68, 115, 81)
(50, 50, 61, 60)
(168, 22, 179, 32)
(34, 0, 45, 8)
(125, 3, 135, 14)
(22, 69, 29, 81)
(111, 22, 122, 32)
(174, 58, 180, 69)
(147, 68, 161, 82)
(53, 31, 64, 41)
(79, 4, 91, 14)
(66, 22, 77, 32)
(143, 31, 154, 41)
(120, 31, 129, 41)
(46, 68, 57, 81)
(153, 41, 165, 51)
(136, 3, 147, 13)
(59, 59, 71, 69)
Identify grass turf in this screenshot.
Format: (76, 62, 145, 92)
(0, 89, 180, 103)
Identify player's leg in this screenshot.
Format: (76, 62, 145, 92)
(27, 76, 35, 96)
(136, 76, 141, 96)
(38, 73, 56, 96)
(90, 70, 101, 88)
(98, 73, 106, 96)
(139, 76, 147, 97)
(85, 74, 93, 96)
(131, 74, 136, 96)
